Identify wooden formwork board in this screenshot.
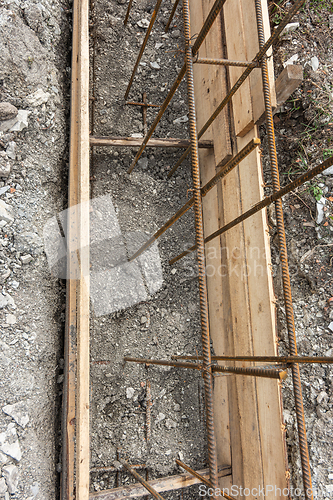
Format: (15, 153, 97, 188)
(189, 0, 288, 497)
(62, 0, 90, 498)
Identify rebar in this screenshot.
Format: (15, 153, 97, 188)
(123, 0, 133, 25)
(167, 0, 306, 178)
(90, 463, 146, 473)
(124, 0, 164, 100)
(169, 155, 333, 264)
(165, 0, 181, 32)
(195, 57, 259, 67)
(127, 0, 228, 174)
(119, 459, 165, 500)
(124, 356, 288, 379)
(146, 380, 151, 442)
(255, 0, 312, 496)
(182, 0, 218, 490)
(125, 101, 161, 108)
(129, 138, 260, 261)
(172, 355, 333, 364)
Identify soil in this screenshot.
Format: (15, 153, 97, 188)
(0, 0, 332, 499)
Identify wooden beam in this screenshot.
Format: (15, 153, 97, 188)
(90, 136, 214, 148)
(62, 0, 90, 499)
(89, 466, 231, 500)
(275, 64, 303, 106)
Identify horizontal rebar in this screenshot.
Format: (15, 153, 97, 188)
(195, 57, 259, 68)
(127, 0, 228, 174)
(170, 154, 333, 264)
(168, 0, 306, 178)
(90, 136, 213, 148)
(128, 138, 260, 261)
(124, 357, 288, 379)
(172, 355, 333, 364)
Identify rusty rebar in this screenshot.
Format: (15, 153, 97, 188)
(195, 57, 259, 67)
(124, 0, 133, 25)
(167, 0, 306, 178)
(255, 0, 312, 496)
(169, 154, 333, 264)
(124, 357, 288, 379)
(165, 0, 181, 32)
(176, 460, 213, 488)
(127, 0, 228, 174)
(124, 0, 164, 100)
(128, 138, 260, 262)
(182, 0, 218, 490)
(119, 459, 165, 500)
(172, 355, 333, 364)
(142, 92, 148, 135)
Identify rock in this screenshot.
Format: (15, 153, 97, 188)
(0, 423, 22, 461)
(26, 88, 50, 107)
(137, 19, 150, 29)
(23, 4, 43, 33)
(126, 387, 134, 399)
(283, 54, 298, 68)
(0, 477, 7, 494)
(0, 451, 8, 465)
(3, 401, 30, 428)
(164, 418, 177, 429)
(8, 110, 29, 133)
(174, 403, 180, 412)
(137, 158, 148, 170)
(156, 412, 165, 423)
(5, 142, 16, 160)
(140, 316, 147, 324)
(0, 186, 10, 196)
(328, 322, 333, 332)
(310, 56, 319, 72)
(323, 165, 333, 176)
(317, 391, 328, 406)
(0, 158, 11, 178)
(0, 103, 18, 122)
(155, 42, 163, 49)
(150, 61, 160, 70)
(316, 197, 326, 224)
(171, 29, 180, 38)
(173, 115, 188, 125)
(0, 292, 14, 309)
(282, 22, 299, 34)
(15, 231, 43, 255)
(2, 464, 19, 494)
(6, 314, 16, 325)
(21, 254, 33, 265)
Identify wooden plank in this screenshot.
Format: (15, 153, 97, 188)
(62, 0, 90, 499)
(275, 64, 303, 106)
(237, 127, 287, 496)
(76, 0, 90, 498)
(223, 0, 254, 137)
(90, 466, 231, 500)
(90, 136, 214, 148)
(188, 0, 232, 488)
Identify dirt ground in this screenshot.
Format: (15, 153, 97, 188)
(0, 0, 332, 499)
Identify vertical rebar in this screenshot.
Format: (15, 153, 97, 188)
(182, 0, 218, 491)
(127, 0, 228, 173)
(165, 0, 181, 32)
(124, 0, 164, 99)
(124, 0, 133, 25)
(254, 1, 313, 498)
